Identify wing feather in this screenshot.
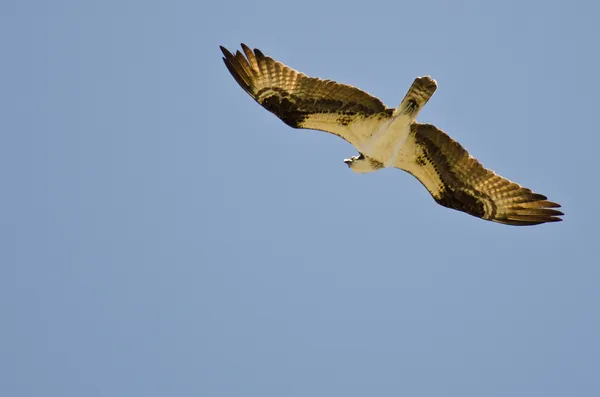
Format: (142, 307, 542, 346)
(396, 123, 563, 226)
(220, 44, 393, 147)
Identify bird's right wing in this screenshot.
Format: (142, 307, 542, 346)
(395, 123, 563, 225)
(220, 44, 394, 148)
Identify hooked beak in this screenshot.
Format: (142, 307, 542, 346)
(343, 159, 352, 165)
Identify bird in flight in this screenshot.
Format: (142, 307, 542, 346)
(220, 44, 563, 226)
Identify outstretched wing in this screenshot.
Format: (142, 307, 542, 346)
(220, 44, 394, 147)
(396, 123, 563, 225)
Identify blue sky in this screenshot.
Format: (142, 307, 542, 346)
(3, 0, 599, 396)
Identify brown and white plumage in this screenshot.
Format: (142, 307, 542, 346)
(220, 44, 563, 226)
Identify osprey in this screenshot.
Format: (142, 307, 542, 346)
(220, 44, 563, 226)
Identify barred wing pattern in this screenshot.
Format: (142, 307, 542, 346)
(398, 123, 563, 225)
(220, 44, 394, 148)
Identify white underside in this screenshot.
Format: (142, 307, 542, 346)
(357, 114, 412, 168)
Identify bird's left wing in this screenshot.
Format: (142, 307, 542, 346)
(395, 123, 563, 225)
(220, 44, 394, 148)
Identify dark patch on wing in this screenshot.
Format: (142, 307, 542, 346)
(254, 87, 387, 119)
(261, 95, 307, 128)
(336, 115, 353, 126)
(414, 132, 492, 219)
(258, 90, 386, 129)
(435, 188, 486, 218)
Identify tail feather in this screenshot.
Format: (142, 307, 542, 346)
(394, 76, 437, 119)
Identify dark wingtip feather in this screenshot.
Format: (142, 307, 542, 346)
(500, 190, 564, 225)
(501, 216, 563, 226)
(499, 205, 564, 226)
(219, 45, 233, 58)
(530, 193, 548, 201)
(221, 51, 253, 95)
